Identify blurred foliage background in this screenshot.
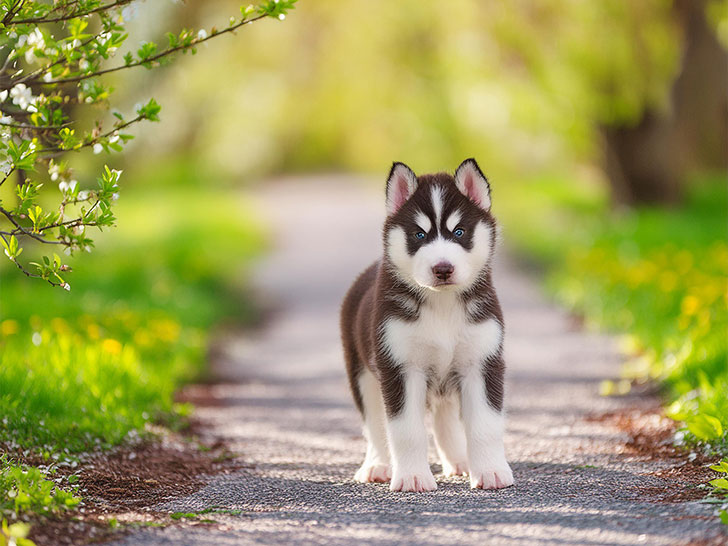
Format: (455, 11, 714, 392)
(1, 0, 727, 516)
(112, 0, 728, 448)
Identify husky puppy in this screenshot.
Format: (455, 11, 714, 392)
(340, 158, 513, 492)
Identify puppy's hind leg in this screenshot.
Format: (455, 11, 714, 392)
(354, 368, 391, 483)
(433, 395, 468, 477)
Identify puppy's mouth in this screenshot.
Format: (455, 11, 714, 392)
(431, 279, 456, 288)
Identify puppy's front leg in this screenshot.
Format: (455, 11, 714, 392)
(461, 353, 514, 490)
(380, 366, 436, 492)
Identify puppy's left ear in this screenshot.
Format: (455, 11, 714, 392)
(455, 158, 491, 211)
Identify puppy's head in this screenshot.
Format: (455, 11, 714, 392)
(383, 159, 497, 292)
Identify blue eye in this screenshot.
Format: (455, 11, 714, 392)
(415, 231, 426, 240)
(453, 228, 465, 238)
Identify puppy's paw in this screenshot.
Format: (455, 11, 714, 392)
(390, 467, 437, 492)
(441, 460, 468, 477)
(469, 461, 514, 490)
(354, 462, 392, 483)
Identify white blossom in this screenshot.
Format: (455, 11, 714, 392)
(93, 143, 103, 154)
(109, 133, 120, 144)
(79, 58, 90, 71)
(26, 29, 44, 48)
(61, 283, 71, 291)
(197, 29, 208, 40)
(59, 180, 77, 193)
(9, 83, 35, 110)
(23, 29, 45, 64)
(48, 162, 61, 181)
(0, 90, 7, 102)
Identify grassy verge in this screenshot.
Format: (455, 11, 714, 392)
(0, 160, 265, 524)
(500, 174, 726, 520)
(499, 174, 727, 449)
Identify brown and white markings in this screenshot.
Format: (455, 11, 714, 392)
(340, 158, 514, 492)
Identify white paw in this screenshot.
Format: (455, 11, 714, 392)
(354, 463, 391, 483)
(390, 467, 437, 492)
(469, 461, 514, 490)
(441, 460, 468, 477)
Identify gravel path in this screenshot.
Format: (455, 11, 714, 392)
(114, 177, 725, 545)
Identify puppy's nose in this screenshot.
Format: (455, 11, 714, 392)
(432, 261, 454, 281)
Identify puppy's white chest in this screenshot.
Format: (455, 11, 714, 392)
(382, 296, 502, 374)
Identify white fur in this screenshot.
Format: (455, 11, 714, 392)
(415, 210, 432, 233)
(433, 395, 468, 477)
(386, 370, 436, 491)
(445, 210, 462, 232)
(431, 185, 444, 227)
(460, 364, 513, 489)
(354, 369, 392, 484)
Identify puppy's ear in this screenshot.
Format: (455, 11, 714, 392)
(386, 162, 417, 216)
(455, 158, 491, 211)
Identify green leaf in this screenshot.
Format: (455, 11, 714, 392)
(136, 98, 161, 122)
(709, 478, 728, 490)
(687, 414, 723, 441)
(720, 510, 728, 525)
(1, 235, 20, 260)
(6, 522, 30, 539)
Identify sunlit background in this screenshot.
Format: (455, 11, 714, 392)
(1, 0, 727, 498)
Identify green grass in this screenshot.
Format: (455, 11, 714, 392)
(0, 159, 265, 518)
(0, 455, 80, 519)
(500, 174, 728, 452)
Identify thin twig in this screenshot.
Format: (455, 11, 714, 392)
(0, 120, 71, 129)
(0, 233, 61, 287)
(0, 166, 17, 188)
(8, 0, 132, 25)
(36, 113, 141, 155)
(14, 33, 101, 86)
(27, 13, 268, 86)
(0, 205, 64, 245)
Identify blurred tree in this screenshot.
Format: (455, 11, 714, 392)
(603, 0, 728, 205)
(120, 0, 726, 208)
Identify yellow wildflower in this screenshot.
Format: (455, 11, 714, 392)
(1, 319, 19, 336)
(101, 338, 122, 355)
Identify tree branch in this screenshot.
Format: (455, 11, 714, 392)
(27, 13, 268, 86)
(38, 113, 142, 155)
(0, 166, 17, 188)
(8, 0, 133, 25)
(0, 205, 64, 245)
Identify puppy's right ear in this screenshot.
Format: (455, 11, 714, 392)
(386, 162, 417, 216)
